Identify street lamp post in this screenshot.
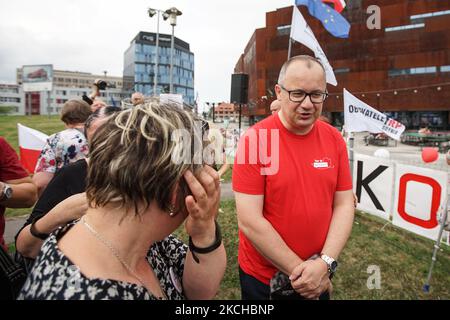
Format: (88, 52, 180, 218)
(164, 7, 182, 94)
(148, 8, 169, 97)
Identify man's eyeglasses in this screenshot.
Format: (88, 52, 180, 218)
(279, 84, 328, 104)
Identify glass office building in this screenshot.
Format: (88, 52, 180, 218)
(124, 31, 195, 105)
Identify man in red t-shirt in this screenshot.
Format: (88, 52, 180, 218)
(0, 137, 38, 249)
(232, 55, 354, 300)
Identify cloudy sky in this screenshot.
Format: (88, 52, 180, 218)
(0, 0, 294, 105)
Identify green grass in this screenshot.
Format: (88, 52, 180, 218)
(1, 115, 64, 219)
(5, 207, 31, 219)
(7, 199, 449, 299)
(173, 200, 449, 300)
(220, 165, 233, 183)
(8, 242, 15, 254)
(0, 115, 64, 153)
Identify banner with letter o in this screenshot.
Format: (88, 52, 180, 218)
(392, 164, 448, 241)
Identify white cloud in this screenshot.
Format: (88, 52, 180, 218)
(0, 0, 293, 102)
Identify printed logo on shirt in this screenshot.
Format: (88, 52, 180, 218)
(312, 157, 334, 170)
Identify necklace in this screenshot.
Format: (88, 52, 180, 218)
(80, 216, 167, 300)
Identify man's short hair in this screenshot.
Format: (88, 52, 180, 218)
(60, 100, 92, 125)
(277, 55, 326, 85)
(86, 99, 204, 217)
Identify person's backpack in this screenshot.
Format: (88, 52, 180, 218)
(0, 246, 27, 300)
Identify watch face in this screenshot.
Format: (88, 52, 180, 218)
(330, 261, 338, 272)
(4, 186, 12, 199)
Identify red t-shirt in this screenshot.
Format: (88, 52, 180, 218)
(0, 137, 29, 248)
(232, 114, 353, 284)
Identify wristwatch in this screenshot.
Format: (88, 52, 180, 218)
(0, 182, 13, 202)
(320, 254, 338, 275)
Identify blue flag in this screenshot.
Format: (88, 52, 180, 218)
(295, 0, 350, 38)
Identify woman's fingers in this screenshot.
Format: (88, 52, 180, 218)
(185, 194, 200, 216)
(184, 170, 208, 205)
(183, 167, 220, 221)
(199, 166, 219, 197)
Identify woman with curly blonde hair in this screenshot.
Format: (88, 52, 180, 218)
(19, 100, 226, 300)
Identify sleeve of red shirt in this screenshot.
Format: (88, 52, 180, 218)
(335, 133, 353, 191)
(0, 137, 29, 181)
(232, 129, 265, 195)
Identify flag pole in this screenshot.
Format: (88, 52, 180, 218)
(288, 38, 293, 59)
(423, 202, 449, 293)
(348, 131, 354, 179)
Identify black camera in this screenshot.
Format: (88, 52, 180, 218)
(94, 79, 108, 91)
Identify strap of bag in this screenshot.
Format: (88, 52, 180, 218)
(0, 246, 27, 299)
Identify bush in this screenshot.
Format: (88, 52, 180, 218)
(0, 106, 16, 115)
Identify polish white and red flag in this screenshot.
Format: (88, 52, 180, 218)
(322, 0, 346, 13)
(17, 123, 48, 173)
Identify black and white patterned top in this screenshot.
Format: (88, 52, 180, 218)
(18, 221, 187, 300)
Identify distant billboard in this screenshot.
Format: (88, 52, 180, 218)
(22, 64, 53, 92)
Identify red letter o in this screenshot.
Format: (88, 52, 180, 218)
(397, 174, 441, 229)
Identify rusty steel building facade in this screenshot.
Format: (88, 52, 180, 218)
(234, 0, 450, 129)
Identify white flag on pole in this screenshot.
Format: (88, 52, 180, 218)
(290, 6, 337, 86)
(343, 89, 406, 140)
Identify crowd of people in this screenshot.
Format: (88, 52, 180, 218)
(1, 55, 357, 300)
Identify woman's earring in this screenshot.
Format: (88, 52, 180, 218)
(169, 205, 175, 217)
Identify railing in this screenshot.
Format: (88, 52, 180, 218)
(401, 131, 450, 152)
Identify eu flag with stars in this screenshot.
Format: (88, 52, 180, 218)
(295, 0, 350, 38)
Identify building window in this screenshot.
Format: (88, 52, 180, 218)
(385, 23, 425, 32)
(410, 10, 450, 20)
(277, 25, 291, 36)
(440, 65, 450, 72)
(388, 66, 436, 77)
(334, 68, 350, 74)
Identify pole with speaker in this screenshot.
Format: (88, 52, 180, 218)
(230, 73, 248, 134)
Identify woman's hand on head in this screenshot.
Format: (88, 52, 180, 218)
(183, 166, 220, 246)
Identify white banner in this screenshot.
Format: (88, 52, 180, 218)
(392, 164, 448, 241)
(290, 6, 337, 86)
(352, 153, 449, 244)
(344, 89, 405, 140)
(353, 154, 394, 221)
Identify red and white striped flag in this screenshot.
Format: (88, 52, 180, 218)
(17, 123, 48, 173)
(322, 0, 346, 13)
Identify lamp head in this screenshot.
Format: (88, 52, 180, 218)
(148, 8, 157, 17)
(165, 7, 182, 26)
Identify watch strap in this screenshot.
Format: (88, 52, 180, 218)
(320, 254, 337, 274)
(188, 220, 222, 264)
(0, 183, 10, 201)
(30, 216, 50, 241)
